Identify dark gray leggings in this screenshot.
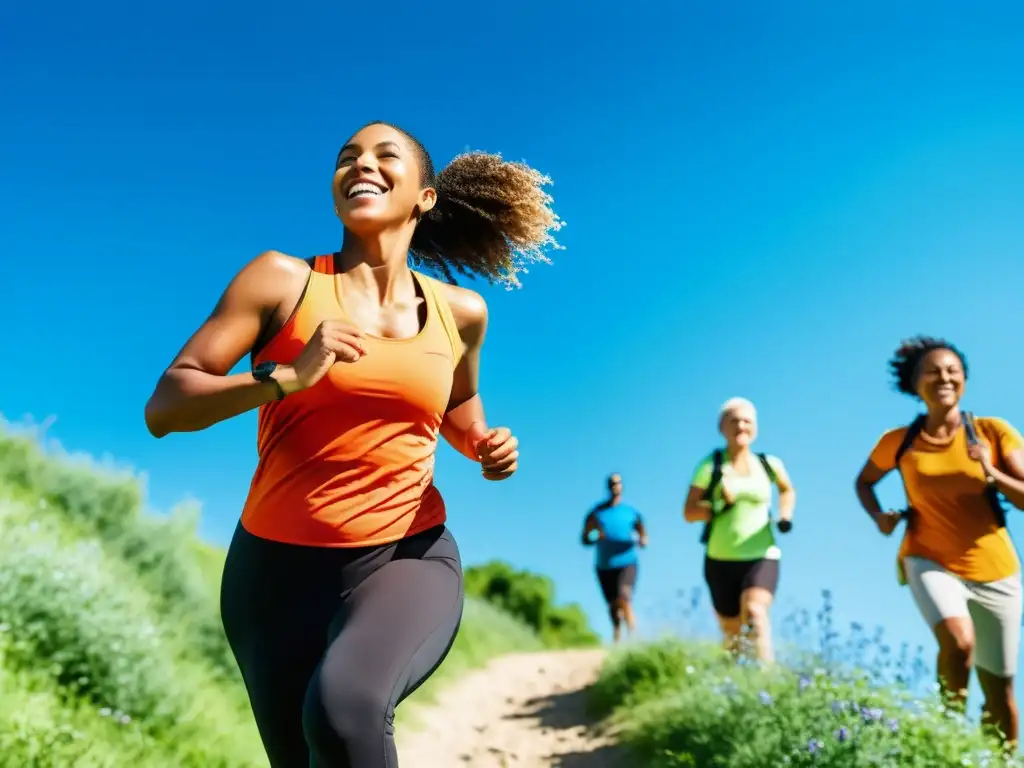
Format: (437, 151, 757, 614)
(220, 522, 464, 767)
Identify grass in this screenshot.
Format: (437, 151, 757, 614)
(0, 418, 554, 766)
(589, 591, 1023, 767)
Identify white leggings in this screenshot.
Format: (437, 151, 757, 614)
(903, 556, 1022, 677)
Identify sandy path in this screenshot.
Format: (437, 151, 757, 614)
(398, 649, 626, 767)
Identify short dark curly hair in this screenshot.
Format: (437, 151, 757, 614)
(888, 335, 969, 397)
(338, 121, 564, 289)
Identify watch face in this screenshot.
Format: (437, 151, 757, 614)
(253, 361, 277, 380)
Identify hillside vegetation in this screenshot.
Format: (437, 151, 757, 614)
(0, 421, 594, 767)
(589, 626, 1021, 767)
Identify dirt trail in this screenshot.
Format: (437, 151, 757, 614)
(399, 649, 626, 767)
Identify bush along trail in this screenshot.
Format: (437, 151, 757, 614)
(586, 635, 1022, 767)
(401, 596, 1024, 767)
(4, 421, 1021, 766)
(0, 421, 598, 767)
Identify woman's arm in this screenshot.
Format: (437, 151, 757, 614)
(143, 251, 306, 437)
(854, 459, 905, 536)
(772, 460, 796, 523)
(986, 449, 1024, 510)
(854, 462, 888, 522)
(437, 284, 491, 460)
(977, 419, 1024, 510)
(683, 486, 713, 523)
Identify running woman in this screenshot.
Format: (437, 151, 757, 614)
(855, 336, 1024, 747)
(581, 473, 648, 643)
(143, 121, 562, 767)
(683, 397, 796, 663)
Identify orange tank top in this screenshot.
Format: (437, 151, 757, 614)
(240, 254, 465, 547)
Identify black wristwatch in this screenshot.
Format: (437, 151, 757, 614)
(252, 361, 286, 401)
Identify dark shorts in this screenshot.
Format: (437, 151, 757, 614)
(704, 556, 780, 619)
(596, 563, 638, 605)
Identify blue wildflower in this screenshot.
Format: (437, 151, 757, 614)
(759, 691, 773, 706)
(834, 727, 849, 743)
(861, 706, 884, 723)
(808, 738, 825, 754)
(799, 675, 812, 692)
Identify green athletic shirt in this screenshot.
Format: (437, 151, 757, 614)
(689, 450, 785, 562)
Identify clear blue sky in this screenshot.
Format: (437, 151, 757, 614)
(3, 0, 1024, 709)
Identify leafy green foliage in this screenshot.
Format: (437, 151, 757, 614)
(464, 559, 600, 648)
(0, 421, 557, 765)
(590, 636, 1022, 767)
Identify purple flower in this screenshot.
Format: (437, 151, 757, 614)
(861, 706, 884, 723)
(887, 718, 899, 733)
(834, 726, 850, 743)
(808, 738, 825, 754)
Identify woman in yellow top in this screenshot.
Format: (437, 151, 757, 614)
(855, 336, 1024, 747)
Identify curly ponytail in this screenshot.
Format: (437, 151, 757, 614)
(358, 122, 565, 289)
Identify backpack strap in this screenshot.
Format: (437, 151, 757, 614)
(417, 272, 466, 368)
(699, 450, 725, 546)
(756, 452, 777, 484)
(963, 411, 1009, 529)
(894, 414, 927, 468)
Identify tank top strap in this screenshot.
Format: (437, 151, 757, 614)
(312, 253, 336, 274)
(416, 272, 465, 368)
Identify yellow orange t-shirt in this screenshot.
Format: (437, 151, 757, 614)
(867, 416, 1023, 583)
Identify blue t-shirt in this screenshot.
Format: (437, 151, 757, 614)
(588, 503, 642, 569)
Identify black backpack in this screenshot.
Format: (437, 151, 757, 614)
(893, 410, 1007, 530)
(699, 449, 777, 546)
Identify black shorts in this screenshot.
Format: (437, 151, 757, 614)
(704, 556, 779, 619)
(596, 563, 637, 605)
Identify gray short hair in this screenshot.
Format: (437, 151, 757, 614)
(719, 397, 756, 421)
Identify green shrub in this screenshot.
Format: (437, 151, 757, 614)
(0, 423, 559, 765)
(0, 501, 180, 726)
(591, 638, 1021, 767)
(464, 560, 600, 648)
(0, 424, 236, 675)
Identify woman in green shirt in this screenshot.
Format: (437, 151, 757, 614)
(684, 397, 797, 663)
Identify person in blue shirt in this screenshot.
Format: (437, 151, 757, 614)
(581, 473, 648, 642)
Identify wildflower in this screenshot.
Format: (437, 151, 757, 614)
(808, 738, 825, 754)
(831, 701, 848, 714)
(861, 706, 884, 723)
(799, 675, 812, 692)
(759, 691, 773, 706)
(887, 718, 899, 733)
(834, 726, 849, 743)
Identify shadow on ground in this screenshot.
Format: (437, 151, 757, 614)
(505, 686, 631, 767)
